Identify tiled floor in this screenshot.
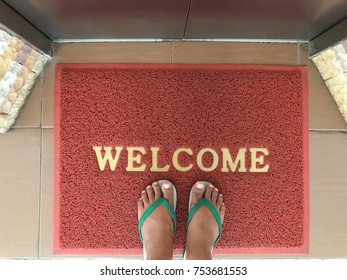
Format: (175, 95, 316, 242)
(1, 42, 347, 259)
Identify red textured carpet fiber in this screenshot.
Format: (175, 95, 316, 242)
(54, 64, 309, 255)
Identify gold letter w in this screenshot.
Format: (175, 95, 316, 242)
(93, 146, 123, 171)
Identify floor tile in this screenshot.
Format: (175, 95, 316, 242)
(0, 128, 41, 258)
(172, 42, 299, 64)
(298, 43, 308, 65)
(307, 132, 347, 257)
(42, 61, 56, 128)
(40, 129, 53, 258)
(54, 42, 172, 63)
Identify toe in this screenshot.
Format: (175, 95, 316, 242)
(190, 182, 205, 209)
(141, 190, 149, 207)
(152, 181, 161, 200)
(216, 194, 223, 210)
(137, 198, 144, 220)
(211, 188, 219, 204)
(205, 183, 214, 200)
(146, 185, 155, 202)
(162, 181, 174, 209)
(220, 203, 226, 223)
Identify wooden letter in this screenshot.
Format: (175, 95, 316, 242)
(93, 146, 123, 171)
(197, 148, 219, 172)
(221, 148, 247, 172)
(249, 148, 269, 172)
(150, 147, 170, 172)
(172, 148, 193, 172)
(126, 147, 146, 172)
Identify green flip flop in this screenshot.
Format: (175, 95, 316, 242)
(187, 181, 223, 246)
(138, 180, 177, 255)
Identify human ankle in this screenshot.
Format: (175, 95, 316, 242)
(143, 225, 173, 260)
(185, 245, 212, 260)
(145, 241, 173, 260)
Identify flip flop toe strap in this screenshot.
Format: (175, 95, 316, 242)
(187, 198, 222, 246)
(138, 197, 177, 243)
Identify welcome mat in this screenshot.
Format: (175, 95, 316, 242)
(54, 64, 309, 255)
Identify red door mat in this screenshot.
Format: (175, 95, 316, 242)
(54, 64, 309, 255)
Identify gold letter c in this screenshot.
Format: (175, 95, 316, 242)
(172, 148, 193, 172)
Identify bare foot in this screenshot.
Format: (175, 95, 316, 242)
(185, 181, 225, 260)
(137, 181, 175, 260)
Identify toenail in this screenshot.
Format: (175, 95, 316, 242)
(163, 182, 171, 189)
(196, 182, 204, 189)
(214, 188, 219, 192)
(146, 186, 151, 189)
